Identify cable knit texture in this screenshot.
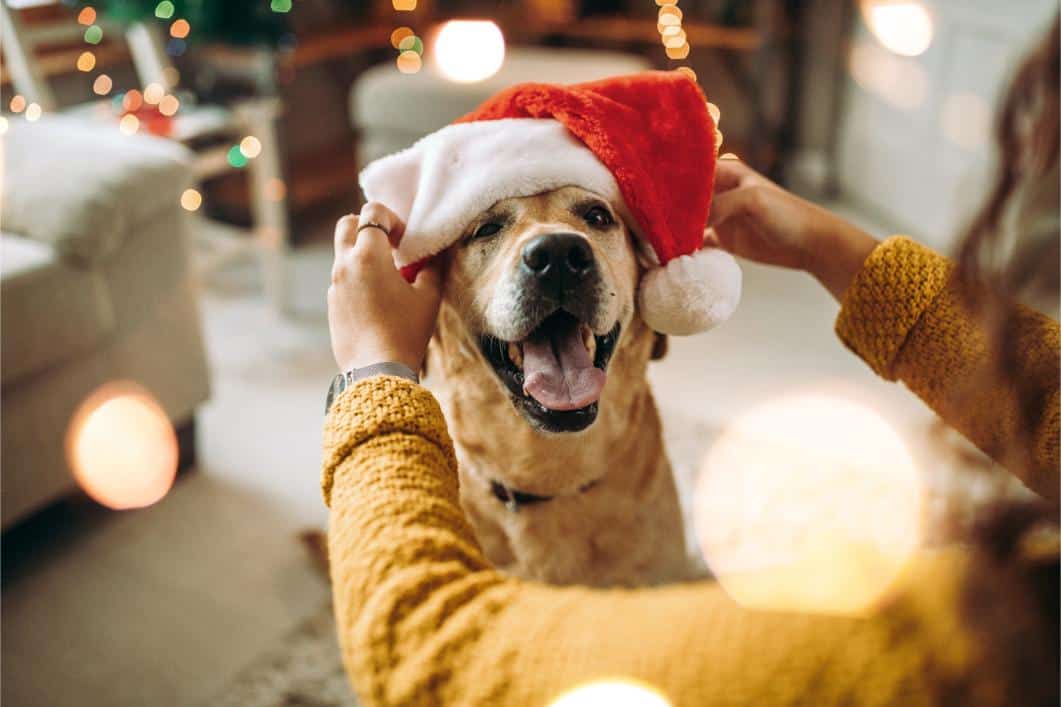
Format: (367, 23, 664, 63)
(837, 236, 1059, 501)
(322, 238, 1059, 706)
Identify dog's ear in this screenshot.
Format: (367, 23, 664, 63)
(651, 333, 668, 360)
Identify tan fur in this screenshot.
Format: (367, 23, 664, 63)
(426, 187, 689, 587)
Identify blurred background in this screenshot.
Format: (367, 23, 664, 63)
(1, 1, 1056, 705)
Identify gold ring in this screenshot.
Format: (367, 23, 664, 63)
(357, 222, 390, 236)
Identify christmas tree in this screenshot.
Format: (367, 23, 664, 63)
(71, 0, 291, 47)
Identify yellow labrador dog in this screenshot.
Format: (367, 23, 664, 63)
(422, 186, 689, 587)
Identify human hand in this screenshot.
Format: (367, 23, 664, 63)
(705, 159, 878, 300)
(328, 202, 441, 374)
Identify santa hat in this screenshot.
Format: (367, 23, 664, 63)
(359, 71, 741, 336)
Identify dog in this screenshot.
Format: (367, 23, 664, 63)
(424, 185, 690, 587)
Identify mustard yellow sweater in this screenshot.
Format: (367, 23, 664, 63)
(322, 237, 1059, 706)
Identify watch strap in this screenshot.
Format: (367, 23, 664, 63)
(325, 361, 419, 414)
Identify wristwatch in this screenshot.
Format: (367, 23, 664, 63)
(325, 362, 419, 413)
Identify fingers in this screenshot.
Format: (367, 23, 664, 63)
(411, 263, 442, 297)
(713, 158, 759, 193)
(708, 185, 762, 230)
(334, 202, 407, 256)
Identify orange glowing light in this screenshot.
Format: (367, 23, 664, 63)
(77, 6, 96, 25)
(432, 20, 506, 83)
(93, 74, 114, 95)
(170, 19, 190, 39)
(707, 101, 721, 125)
(694, 393, 922, 616)
(180, 188, 202, 211)
(239, 135, 262, 159)
(66, 382, 178, 510)
(391, 26, 414, 48)
(158, 94, 180, 116)
(76, 51, 96, 72)
(675, 66, 697, 82)
(665, 43, 690, 60)
(143, 82, 165, 104)
(122, 89, 144, 112)
(396, 50, 422, 74)
(662, 30, 687, 49)
(658, 5, 682, 20)
(392, 0, 416, 9)
(9, 95, 26, 113)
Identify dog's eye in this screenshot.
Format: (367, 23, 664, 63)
(471, 222, 503, 241)
(583, 206, 614, 228)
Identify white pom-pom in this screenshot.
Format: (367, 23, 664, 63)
(638, 248, 742, 335)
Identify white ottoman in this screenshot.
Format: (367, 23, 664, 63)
(351, 47, 651, 166)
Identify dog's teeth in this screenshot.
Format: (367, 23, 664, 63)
(508, 342, 523, 369)
(581, 325, 596, 359)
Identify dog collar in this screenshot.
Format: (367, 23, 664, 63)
(489, 479, 599, 512)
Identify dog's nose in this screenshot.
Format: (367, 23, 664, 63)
(521, 233, 595, 291)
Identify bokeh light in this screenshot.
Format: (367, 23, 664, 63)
(161, 66, 181, 87)
(397, 34, 424, 55)
(154, 1, 174, 19)
(239, 135, 262, 159)
(76, 51, 96, 72)
(664, 43, 689, 60)
(170, 19, 191, 39)
(93, 74, 113, 95)
(694, 393, 922, 616)
(9, 95, 26, 113)
(166, 38, 187, 56)
(271, 0, 292, 12)
(66, 382, 178, 510)
(84, 25, 103, 45)
(675, 66, 697, 82)
(0, 117, 8, 135)
(227, 145, 248, 168)
(180, 188, 203, 211)
(265, 178, 286, 202)
(122, 89, 144, 112)
(77, 6, 96, 25)
(706, 101, 721, 125)
(940, 92, 991, 151)
(24, 103, 42, 122)
(158, 94, 180, 116)
(396, 50, 422, 74)
(392, 0, 416, 9)
(432, 20, 505, 83)
(143, 82, 165, 104)
(390, 26, 414, 49)
(861, 0, 934, 57)
(549, 679, 672, 707)
(119, 113, 140, 135)
(848, 42, 928, 110)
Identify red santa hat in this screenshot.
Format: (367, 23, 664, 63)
(359, 71, 741, 336)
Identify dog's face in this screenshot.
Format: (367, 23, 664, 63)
(438, 186, 643, 433)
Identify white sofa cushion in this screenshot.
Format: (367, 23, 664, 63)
(1, 115, 192, 265)
(1, 233, 115, 385)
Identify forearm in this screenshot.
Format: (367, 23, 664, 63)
(836, 237, 1060, 500)
(324, 377, 983, 706)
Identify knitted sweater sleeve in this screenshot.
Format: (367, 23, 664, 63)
(323, 376, 981, 707)
(836, 236, 1060, 502)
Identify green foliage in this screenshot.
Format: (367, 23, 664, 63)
(70, 0, 292, 47)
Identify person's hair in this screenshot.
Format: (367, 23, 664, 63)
(942, 16, 1059, 707)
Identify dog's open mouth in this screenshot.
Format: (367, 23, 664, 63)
(481, 312, 620, 432)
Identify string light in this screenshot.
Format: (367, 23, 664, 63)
(239, 135, 262, 159)
(122, 89, 144, 112)
(271, 0, 293, 12)
(77, 6, 96, 25)
(84, 25, 103, 44)
(158, 94, 180, 116)
(144, 82, 165, 104)
(396, 50, 422, 74)
(9, 95, 26, 113)
(170, 19, 191, 39)
(227, 145, 248, 168)
(180, 188, 203, 211)
(93, 74, 113, 95)
(397, 34, 424, 55)
(76, 50, 96, 72)
(656, 1, 690, 65)
(154, 1, 175, 19)
(119, 113, 140, 134)
(25, 103, 42, 122)
(393, 0, 416, 9)
(390, 26, 414, 48)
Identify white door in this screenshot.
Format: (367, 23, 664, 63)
(836, 0, 1057, 249)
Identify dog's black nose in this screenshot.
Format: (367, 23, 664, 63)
(521, 233, 595, 291)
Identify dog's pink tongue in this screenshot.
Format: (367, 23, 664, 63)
(522, 326, 605, 411)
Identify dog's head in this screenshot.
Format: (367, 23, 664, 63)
(434, 186, 656, 433)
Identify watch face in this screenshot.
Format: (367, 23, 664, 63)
(325, 372, 347, 414)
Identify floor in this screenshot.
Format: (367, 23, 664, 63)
(4, 201, 946, 707)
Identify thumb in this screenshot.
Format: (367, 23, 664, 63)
(411, 263, 442, 297)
